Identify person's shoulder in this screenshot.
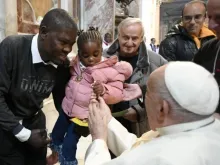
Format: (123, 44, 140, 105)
(0, 35, 33, 61)
(2, 35, 33, 43)
(148, 50, 167, 67)
(198, 38, 219, 56)
(202, 38, 219, 49)
(194, 38, 219, 62)
(1, 35, 18, 45)
(160, 35, 179, 47)
(163, 34, 178, 41)
(122, 130, 220, 165)
(1, 35, 34, 51)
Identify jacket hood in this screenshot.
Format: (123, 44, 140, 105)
(106, 39, 149, 69)
(71, 55, 119, 73)
(167, 24, 216, 39)
(166, 24, 186, 37)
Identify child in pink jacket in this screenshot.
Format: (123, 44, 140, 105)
(47, 27, 141, 165)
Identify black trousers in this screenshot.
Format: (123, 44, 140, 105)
(0, 111, 47, 165)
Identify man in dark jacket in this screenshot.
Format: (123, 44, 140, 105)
(0, 9, 77, 165)
(193, 0, 220, 115)
(159, 0, 215, 61)
(103, 17, 167, 137)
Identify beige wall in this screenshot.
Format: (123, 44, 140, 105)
(83, 0, 115, 37)
(140, 0, 160, 45)
(155, 3, 160, 44)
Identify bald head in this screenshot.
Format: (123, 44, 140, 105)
(182, 0, 206, 17)
(147, 65, 166, 94)
(146, 64, 176, 130)
(182, 1, 206, 36)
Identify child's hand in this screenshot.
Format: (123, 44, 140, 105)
(92, 81, 105, 96)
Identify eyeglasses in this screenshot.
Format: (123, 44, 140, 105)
(183, 14, 205, 23)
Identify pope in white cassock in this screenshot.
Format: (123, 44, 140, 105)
(84, 61, 220, 165)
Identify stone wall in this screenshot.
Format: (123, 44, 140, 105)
(84, 0, 115, 37)
(128, 0, 140, 18)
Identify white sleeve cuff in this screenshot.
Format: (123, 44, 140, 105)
(15, 127, 31, 142)
(85, 139, 111, 165)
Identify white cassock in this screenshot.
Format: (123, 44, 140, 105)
(85, 116, 220, 165)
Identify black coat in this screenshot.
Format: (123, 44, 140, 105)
(193, 38, 220, 114)
(159, 25, 215, 61)
(0, 35, 58, 133)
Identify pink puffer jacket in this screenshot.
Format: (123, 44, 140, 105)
(62, 55, 141, 119)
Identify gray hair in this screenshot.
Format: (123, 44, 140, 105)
(153, 73, 210, 122)
(117, 17, 145, 37)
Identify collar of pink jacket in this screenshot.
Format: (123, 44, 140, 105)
(71, 55, 119, 71)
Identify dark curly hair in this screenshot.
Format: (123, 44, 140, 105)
(40, 8, 77, 31)
(77, 27, 102, 51)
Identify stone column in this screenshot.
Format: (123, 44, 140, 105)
(83, 0, 115, 36)
(140, 0, 155, 44)
(0, 0, 6, 41)
(140, 0, 160, 44)
(5, 0, 18, 36)
(155, 2, 161, 44)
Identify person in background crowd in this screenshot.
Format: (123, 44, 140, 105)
(102, 32, 113, 50)
(0, 9, 78, 165)
(103, 17, 167, 137)
(85, 62, 220, 165)
(156, 44, 160, 54)
(159, 0, 215, 61)
(148, 38, 157, 52)
(193, 0, 220, 116)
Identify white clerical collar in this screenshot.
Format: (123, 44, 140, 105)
(156, 116, 215, 136)
(31, 34, 57, 68)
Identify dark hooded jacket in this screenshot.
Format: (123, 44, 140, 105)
(159, 24, 215, 61)
(103, 39, 167, 137)
(193, 38, 220, 114)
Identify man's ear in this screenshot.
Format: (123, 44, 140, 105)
(39, 25, 48, 39)
(157, 100, 170, 124)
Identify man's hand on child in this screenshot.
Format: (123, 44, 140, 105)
(27, 129, 51, 148)
(92, 81, 105, 96)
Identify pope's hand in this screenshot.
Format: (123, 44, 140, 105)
(88, 95, 112, 142)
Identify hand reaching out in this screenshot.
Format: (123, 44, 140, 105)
(92, 81, 105, 96)
(88, 94, 112, 142)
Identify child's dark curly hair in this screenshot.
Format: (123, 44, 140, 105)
(77, 27, 102, 50)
